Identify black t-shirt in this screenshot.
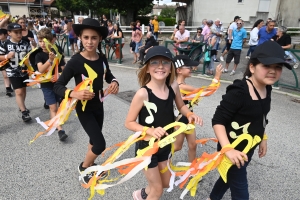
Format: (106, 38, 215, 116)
(212, 78, 272, 153)
(53, 53, 116, 110)
(22, 30, 34, 43)
(0, 39, 31, 77)
(272, 34, 291, 46)
(35, 49, 65, 88)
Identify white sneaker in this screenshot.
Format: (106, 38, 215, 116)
(230, 70, 235, 76)
(222, 68, 228, 73)
(294, 63, 299, 69)
(220, 56, 224, 61)
(245, 56, 250, 59)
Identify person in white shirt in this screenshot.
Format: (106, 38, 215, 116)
(246, 19, 264, 59)
(174, 25, 190, 55)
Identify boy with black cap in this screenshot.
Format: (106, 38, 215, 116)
(0, 28, 13, 97)
(0, 23, 32, 122)
(174, 55, 222, 162)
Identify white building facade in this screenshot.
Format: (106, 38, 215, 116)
(173, 0, 300, 27)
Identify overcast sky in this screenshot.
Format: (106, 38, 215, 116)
(153, 0, 177, 5)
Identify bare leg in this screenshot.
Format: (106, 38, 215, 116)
(233, 63, 238, 71)
(1, 71, 11, 88)
(82, 149, 98, 168)
(14, 87, 26, 111)
(49, 104, 62, 130)
(225, 63, 230, 70)
(186, 131, 197, 162)
(174, 131, 185, 152)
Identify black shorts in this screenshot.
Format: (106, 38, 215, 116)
(226, 49, 241, 64)
(226, 40, 232, 51)
(135, 140, 171, 168)
(9, 76, 28, 90)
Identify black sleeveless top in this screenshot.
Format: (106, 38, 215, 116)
(138, 85, 175, 134)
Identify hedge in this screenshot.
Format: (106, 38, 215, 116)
(136, 16, 176, 26)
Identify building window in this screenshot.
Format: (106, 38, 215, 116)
(238, 0, 243, 3)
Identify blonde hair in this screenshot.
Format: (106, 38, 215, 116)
(137, 60, 176, 87)
(37, 28, 53, 42)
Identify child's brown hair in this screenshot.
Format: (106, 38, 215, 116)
(37, 28, 53, 42)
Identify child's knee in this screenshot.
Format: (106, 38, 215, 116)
(149, 185, 163, 197)
(188, 142, 197, 151)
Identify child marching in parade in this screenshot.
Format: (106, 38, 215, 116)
(35, 28, 68, 141)
(53, 18, 119, 184)
(125, 46, 203, 200)
(0, 23, 32, 122)
(208, 41, 291, 200)
(173, 54, 223, 162)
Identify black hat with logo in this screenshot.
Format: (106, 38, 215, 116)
(173, 55, 199, 68)
(251, 41, 291, 70)
(144, 46, 173, 64)
(7, 23, 22, 31)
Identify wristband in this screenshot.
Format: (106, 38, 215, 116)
(222, 143, 232, 149)
(68, 90, 73, 98)
(65, 89, 71, 99)
(263, 133, 268, 140)
(47, 59, 53, 65)
(111, 79, 119, 86)
(186, 112, 194, 118)
(4, 55, 7, 59)
(213, 78, 219, 83)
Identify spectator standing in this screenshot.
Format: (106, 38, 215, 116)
(130, 22, 143, 64)
(111, 23, 124, 59)
(224, 19, 247, 75)
(17, 18, 37, 48)
(257, 20, 276, 45)
(136, 20, 141, 31)
(174, 25, 190, 55)
(147, 18, 154, 34)
(211, 18, 224, 62)
(202, 20, 213, 42)
(246, 19, 264, 59)
(220, 16, 241, 62)
(152, 15, 160, 41)
(101, 15, 108, 27)
(105, 19, 114, 58)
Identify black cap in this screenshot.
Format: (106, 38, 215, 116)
(251, 41, 291, 70)
(234, 16, 241, 21)
(0, 29, 7, 34)
(173, 55, 199, 68)
(7, 23, 22, 31)
(144, 46, 173, 64)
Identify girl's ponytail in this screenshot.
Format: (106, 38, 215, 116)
(243, 58, 261, 78)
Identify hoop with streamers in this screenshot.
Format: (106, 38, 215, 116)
(23, 39, 62, 87)
(79, 121, 195, 200)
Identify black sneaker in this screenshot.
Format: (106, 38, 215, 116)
(44, 101, 49, 109)
(22, 111, 32, 122)
(5, 91, 12, 97)
(6, 88, 13, 93)
(213, 59, 220, 62)
(78, 162, 107, 184)
(58, 130, 68, 141)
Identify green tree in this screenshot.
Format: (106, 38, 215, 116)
(160, 7, 176, 18)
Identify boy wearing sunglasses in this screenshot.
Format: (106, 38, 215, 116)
(224, 19, 247, 75)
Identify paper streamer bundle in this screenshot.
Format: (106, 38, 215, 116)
(80, 121, 195, 200)
(23, 39, 62, 87)
(30, 63, 98, 143)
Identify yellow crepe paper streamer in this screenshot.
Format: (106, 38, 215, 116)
(30, 64, 97, 143)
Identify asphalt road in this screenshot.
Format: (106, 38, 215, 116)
(0, 64, 299, 200)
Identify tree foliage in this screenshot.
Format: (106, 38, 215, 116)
(160, 7, 176, 18)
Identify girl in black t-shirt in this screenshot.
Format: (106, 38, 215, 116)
(208, 41, 291, 200)
(125, 46, 202, 200)
(53, 18, 119, 185)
